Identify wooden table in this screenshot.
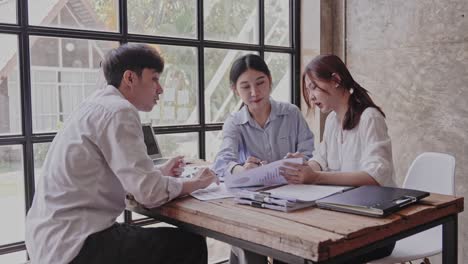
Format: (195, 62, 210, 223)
(130, 193, 463, 263)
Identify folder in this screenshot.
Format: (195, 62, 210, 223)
(316, 185, 430, 217)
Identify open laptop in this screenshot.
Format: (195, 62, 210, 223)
(142, 123, 168, 165)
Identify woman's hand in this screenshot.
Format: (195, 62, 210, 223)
(283, 152, 305, 159)
(160, 156, 185, 177)
(243, 156, 267, 170)
(279, 161, 320, 184)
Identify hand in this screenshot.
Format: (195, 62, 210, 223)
(243, 156, 267, 170)
(192, 167, 219, 189)
(284, 152, 305, 159)
(160, 156, 185, 177)
(279, 161, 319, 184)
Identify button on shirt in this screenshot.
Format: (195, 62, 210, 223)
(25, 85, 183, 264)
(311, 107, 396, 187)
(213, 98, 314, 177)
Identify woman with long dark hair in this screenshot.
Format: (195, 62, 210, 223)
(213, 54, 314, 178)
(212, 54, 314, 264)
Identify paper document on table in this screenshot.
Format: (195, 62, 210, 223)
(224, 158, 302, 188)
(265, 184, 350, 202)
(190, 183, 234, 201)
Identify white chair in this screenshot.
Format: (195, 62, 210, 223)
(369, 152, 456, 264)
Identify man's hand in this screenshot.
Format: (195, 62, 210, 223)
(160, 156, 185, 177)
(180, 168, 219, 196)
(192, 168, 219, 189)
(279, 161, 319, 184)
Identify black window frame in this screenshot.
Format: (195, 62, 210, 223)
(0, 0, 301, 256)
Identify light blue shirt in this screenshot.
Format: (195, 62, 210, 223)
(213, 98, 314, 177)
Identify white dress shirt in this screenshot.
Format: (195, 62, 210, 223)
(25, 85, 183, 264)
(311, 107, 396, 187)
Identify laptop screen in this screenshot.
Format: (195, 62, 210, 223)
(142, 124, 161, 157)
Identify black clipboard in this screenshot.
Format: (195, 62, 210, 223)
(316, 185, 430, 217)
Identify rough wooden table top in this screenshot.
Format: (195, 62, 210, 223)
(131, 193, 464, 262)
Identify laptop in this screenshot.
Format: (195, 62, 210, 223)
(142, 123, 168, 165)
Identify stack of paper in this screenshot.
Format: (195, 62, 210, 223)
(235, 184, 350, 212)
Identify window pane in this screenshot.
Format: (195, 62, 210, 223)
(205, 131, 223, 162)
(33, 143, 51, 188)
(0, 145, 25, 245)
(28, 0, 118, 32)
(117, 212, 124, 223)
(128, 0, 197, 39)
(0, 250, 27, 264)
(265, 0, 290, 47)
(30, 36, 119, 133)
(0, 34, 21, 135)
(139, 45, 198, 126)
(204, 0, 259, 44)
(204, 48, 258, 123)
(0, 0, 17, 24)
(156, 133, 198, 159)
(265, 52, 291, 103)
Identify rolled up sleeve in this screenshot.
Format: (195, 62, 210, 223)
(359, 112, 394, 186)
(212, 117, 241, 178)
(98, 109, 183, 208)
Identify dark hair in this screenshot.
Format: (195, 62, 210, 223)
(302, 54, 385, 130)
(229, 54, 271, 86)
(102, 43, 164, 88)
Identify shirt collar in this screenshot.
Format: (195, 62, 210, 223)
(105, 85, 139, 112)
(235, 97, 288, 126)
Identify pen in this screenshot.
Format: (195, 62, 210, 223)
(235, 198, 286, 211)
(239, 190, 291, 206)
(259, 191, 298, 202)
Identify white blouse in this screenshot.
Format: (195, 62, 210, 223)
(311, 107, 396, 187)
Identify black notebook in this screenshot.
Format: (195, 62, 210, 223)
(316, 185, 430, 217)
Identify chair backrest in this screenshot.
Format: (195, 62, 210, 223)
(403, 152, 455, 195)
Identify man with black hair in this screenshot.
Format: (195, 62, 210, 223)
(26, 44, 217, 264)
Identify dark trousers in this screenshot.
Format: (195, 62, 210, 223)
(70, 223, 207, 264)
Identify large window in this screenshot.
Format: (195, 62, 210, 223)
(0, 0, 300, 260)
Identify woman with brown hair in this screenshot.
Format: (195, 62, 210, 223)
(280, 54, 396, 263)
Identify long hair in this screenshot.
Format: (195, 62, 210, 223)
(302, 54, 385, 130)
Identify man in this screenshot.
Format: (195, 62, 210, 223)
(25, 44, 217, 264)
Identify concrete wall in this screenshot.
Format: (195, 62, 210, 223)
(342, 0, 468, 262)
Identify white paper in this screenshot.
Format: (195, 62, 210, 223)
(190, 183, 235, 201)
(224, 158, 302, 188)
(266, 184, 349, 202)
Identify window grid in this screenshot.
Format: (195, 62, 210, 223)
(0, 0, 300, 256)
